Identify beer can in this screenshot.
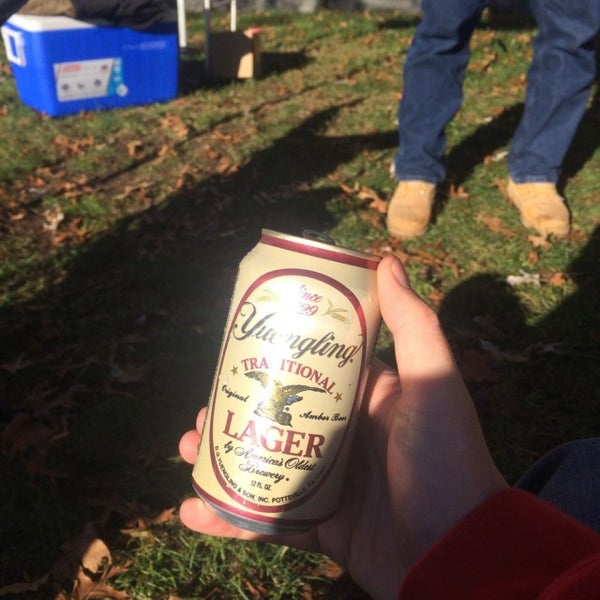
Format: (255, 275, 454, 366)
(192, 229, 381, 534)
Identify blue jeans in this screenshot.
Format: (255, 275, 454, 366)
(394, 0, 600, 185)
(516, 438, 600, 534)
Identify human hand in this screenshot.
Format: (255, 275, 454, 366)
(178, 255, 507, 599)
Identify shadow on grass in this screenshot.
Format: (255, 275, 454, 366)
(179, 49, 312, 95)
(0, 88, 598, 598)
(379, 9, 536, 33)
(561, 82, 600, 185)
(438, 225, 600, 482)
(0, 102, 394, 596)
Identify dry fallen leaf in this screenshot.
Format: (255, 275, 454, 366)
(360, 211, 383, 228)
(329, 176, 388, 212)
(9, 209, 27, 221)
(479, 338, 565, 364)
(109, 362, 151, 384)
(244, 578, 268, 598)
(42, 205, 65, 234)
(1, 413, 56, 456)
(449, 183, 470, 200)
(476, 213, 516, 238)
(51, 524, 131, 600)
(456, 348, 500, 383)
(366, 195, 388, 214)
(0, 353, 34, 373)
(428, 288, 446, 307)
(547, 271, 569, 287)
(53, 134, 95, 156)
(160, 114, 189, 139)
(528, 234, 552, 249)
(121, 507, 177, 536)
(483, 149, 509, 165)
(126, 140, 144, 158)
(216, 155, 236, 174)
(357, 185, 383, 201)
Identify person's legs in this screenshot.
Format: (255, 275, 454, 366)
(388, 0, 486, 239)
(506, 1, 599, 237)
(508, 0, 599, 183)
(394, 0, 487, 184)
(516, 438, 600, 534)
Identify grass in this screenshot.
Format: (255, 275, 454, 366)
(1, 7, 599, 599)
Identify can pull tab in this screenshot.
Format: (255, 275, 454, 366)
(302, 229, 337, 246)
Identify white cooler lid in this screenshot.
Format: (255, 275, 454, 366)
(5, 14, 107, 31)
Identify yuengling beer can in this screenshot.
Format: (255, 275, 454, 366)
(192, 229, 381, 534)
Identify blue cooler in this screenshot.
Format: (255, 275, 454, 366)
(1, 14, 179, 116)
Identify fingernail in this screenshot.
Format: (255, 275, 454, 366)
(389, 256, 406, 285)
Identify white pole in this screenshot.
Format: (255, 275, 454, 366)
(204, 0, 211, 75)
(176, 0, 187, 48)
(230, 0, 237, 32)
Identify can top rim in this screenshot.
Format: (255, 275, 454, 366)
(261, 229, 382, 263)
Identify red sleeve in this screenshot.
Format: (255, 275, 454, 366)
(399, 489, 600, 600)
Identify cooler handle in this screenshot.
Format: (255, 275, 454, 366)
(1, 27, 26, 67)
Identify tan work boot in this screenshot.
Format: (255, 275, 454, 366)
(506, 178, 570, 238)
(386, 180, 436, 238)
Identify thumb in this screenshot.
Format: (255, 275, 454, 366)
(376, 254, 497, 454)
(376, 255, 506, 564)
(377, 254, 457, 382)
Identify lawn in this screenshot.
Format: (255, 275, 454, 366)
(0, 8, 599, 599)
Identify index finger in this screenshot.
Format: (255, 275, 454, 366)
(178, 407, 207, 463)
